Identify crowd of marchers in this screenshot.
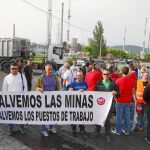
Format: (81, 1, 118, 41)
(1, 59, 150, 144)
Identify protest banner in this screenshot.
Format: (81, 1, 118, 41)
(0, 91, 113, 126)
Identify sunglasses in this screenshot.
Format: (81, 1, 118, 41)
(11, 68, 18, 70)
(103, 74, 109, 75)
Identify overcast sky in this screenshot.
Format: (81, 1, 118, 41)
(0, 0, 150, 46)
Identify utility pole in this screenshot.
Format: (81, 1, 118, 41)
(99, 33, 102, 59)
(57, 22, 60, 44)
(60, 3, 64, 45)
(123, 28, 126, 51)
(148, 31, 150, 54)
(13, 24, 15, 39)
(13, 24, 15, 51)
(142, 18, 148, 54)
(67, 0, 71, 46)
(47, 0, 52, 47)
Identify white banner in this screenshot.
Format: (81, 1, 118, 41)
(0, 91, 113, 126)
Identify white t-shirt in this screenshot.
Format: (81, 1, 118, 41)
(70, 65, 79, 79)
(59, 66, 66, 78)
(63, 70, 74, 86)
(2, 73, 28, 92)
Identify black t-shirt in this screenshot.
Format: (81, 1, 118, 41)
(143, 81, 149, 89)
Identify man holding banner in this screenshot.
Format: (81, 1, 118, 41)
(36, 63, 60, 136)
(94, 69, 120, 143)
(69, 70, 88, 135)
(2, 62, 28, 135)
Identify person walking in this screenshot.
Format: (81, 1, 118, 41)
(85, 60, 102, 91)
(2, 62, 27, 135)
(24, 59, 33, 91)
(70, 60, 79, 80)
(36, 63, 60, 136)
(112, 66, 135, 136)
(69, 70, 88, 135)
(62, 63, 74, 91)
(94, 69, 120, 143)
(143, 83, 150, 144)
(133, 72, 150, 131)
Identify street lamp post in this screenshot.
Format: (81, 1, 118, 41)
(99, 34, 102, 59)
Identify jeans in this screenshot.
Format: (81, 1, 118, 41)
(71, 125, 85, 132)
(95, 110, 111, 135)
(116, 102, 131, 134)
(133, 103, 146, 129)
(40, 125, 53, 132)
(147, 105, 150, 141)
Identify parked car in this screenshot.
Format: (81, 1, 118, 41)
(115, 59, 126, 63)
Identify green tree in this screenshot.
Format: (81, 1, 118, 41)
(144, 54, 150, 60)
(93, 21, 106, 58)
(106, 48, 128, 58)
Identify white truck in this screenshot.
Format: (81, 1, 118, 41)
(0, 37, 30, 73)
(47, 44, 65, 69)
(0, 38, 65, 73)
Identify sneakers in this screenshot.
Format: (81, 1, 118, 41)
(106, 135, 111, 143)
(49, 127, 57, 134)
(132, 127, 140, 132)
(41, 131, 49, 137)
(9, 128, 14, 136)
(122, 129, 130, 136)
(145, 137, 150, 144)
(139, 128, 144, 132)
(80, 130, 86, 134)
(111, 129, 121, 136)
(19, 127, 26, 134)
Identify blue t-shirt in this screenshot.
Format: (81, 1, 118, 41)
(69, 80, 88, 91)
(43, 75, 56, 91)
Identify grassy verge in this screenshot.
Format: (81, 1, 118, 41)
(33, 53, 46, 63)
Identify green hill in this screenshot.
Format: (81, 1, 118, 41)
(110, 45, 148, 54)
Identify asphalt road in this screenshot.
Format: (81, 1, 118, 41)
(0, 70, 150, 150)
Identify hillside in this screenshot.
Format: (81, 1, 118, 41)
(110, 45, 148, 54)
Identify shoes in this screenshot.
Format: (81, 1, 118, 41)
(139, 128, 144, 132)
(80, 130, 86, 134)
(106, 135, 111, 143)
(145, 137, 150, 144)
(122, 129, 130, 136)
(41, 131, 49, 137)
(111, 129, 121, 136)
(9, 128, 14, 136)
(90, 132, 100, 138)
(132, 127, 140, 131)
(19, 127, 26, 134)
(49, 127, 57, 134)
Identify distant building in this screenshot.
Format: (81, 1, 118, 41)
(70, 38, 78, 52)
(85, 38, 93, 46)
(30, 43, 47, 54)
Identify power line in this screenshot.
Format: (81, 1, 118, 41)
(21, 0, 93, 34)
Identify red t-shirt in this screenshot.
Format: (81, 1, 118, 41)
(85, 71, 102, 91)
(116, 76, 134, 103)
(111, 73, 120, 82)
(130, 71, 137, 86)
